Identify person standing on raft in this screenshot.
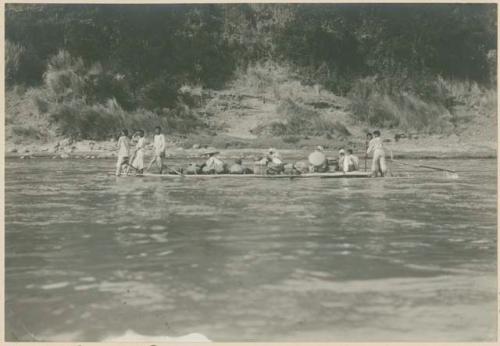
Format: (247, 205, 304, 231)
(337, 149, 346, 172)
(147, 126, 166, 174)
(130, 130, 146, 175)
(115, 129, 131, 176)
(365, 132, 372, 171)
(367, 130, 387, 177)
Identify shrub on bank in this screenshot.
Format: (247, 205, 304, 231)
(268, 98, 350, 137)
(347, 76, 494, 134)
(26, 50, 208, 140)
(5, 39, 44, 88)
(48, 98, 206, 140)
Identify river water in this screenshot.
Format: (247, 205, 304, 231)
(5, 158, 497, 341)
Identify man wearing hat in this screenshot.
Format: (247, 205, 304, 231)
(201, 149, 226, 174)
(266, 148, 284, 174)
(266, 148, 282, 164)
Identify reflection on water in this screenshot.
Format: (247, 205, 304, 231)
(5, 158, 497, 341)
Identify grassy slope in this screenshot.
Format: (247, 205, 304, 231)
(5, 63, 497, 157)
(185, 63, 497, 155)
(6, 87, 57, 146)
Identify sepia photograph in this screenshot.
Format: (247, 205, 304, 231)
(4, 2, 498, 342)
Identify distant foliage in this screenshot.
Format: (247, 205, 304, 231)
(6, 4, 496, 92)
(282, 135, 300, 144)
(5, 40, 25, 86)
(44, 50, 86, 101)
(345, 76, 494, 134)
(5, 39, 44, 87)
(37, 50, 205, 140)
(5, 3, 497, 138)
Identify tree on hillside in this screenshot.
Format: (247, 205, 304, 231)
(6, 3, 496, 107)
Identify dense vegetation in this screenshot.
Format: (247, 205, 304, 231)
(5, 4, 497, 140)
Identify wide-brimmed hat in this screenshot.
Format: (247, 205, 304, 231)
(339, 149, 346, 155)
(309, 150, 326, 166)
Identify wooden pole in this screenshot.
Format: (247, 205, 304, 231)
(170, 167, 184, 176)
(364, 140, 368, 171)
(389, 158, 456, 173)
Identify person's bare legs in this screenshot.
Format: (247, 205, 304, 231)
(157, 155, 164, 174)
(116, 156, 129, 176)
(146, 155, 158, 172)
(379, 155, 387, 177)
(115, 156, 124, 176)
(126, 152, 136, 175)
(370, 157, 379, 177)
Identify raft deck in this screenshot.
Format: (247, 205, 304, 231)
(123, 171, 372, 179)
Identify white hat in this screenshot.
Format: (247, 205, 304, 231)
(316, 146, 324, 151)
(268, 148, 275, 153)
(339, 149, 346, 155)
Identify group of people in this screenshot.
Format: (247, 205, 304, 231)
(115, 126, 387, 177)
(115, 126, 166, 176)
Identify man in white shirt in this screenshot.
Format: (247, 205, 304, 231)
(115, 129, 130, 176)
(147, 126, 166, 174)
(366, 130, 387, 177)
(343, 149, 359, 173)
(337, 149, 346, 172)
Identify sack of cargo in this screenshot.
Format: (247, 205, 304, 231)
(214, 161, 227, 174)
(229, 164, 243, 174)
(283, 163, 295, 175)
(294, 160, 309, 173)
(253, 162, 267, 175)
(267, 162, 284, 175)
(283, 163, 300, 175)
(185, 163, 201, 175)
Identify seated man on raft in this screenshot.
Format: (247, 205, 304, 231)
(343, 149, 360, 173)
(265, 148, 284, 174)
(254, 148, 284, 175)
(200, 149, 227, 174)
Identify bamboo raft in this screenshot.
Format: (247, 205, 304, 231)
(118, 171, 373, 179)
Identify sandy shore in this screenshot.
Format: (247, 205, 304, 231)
(5, 135, 497, 161)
